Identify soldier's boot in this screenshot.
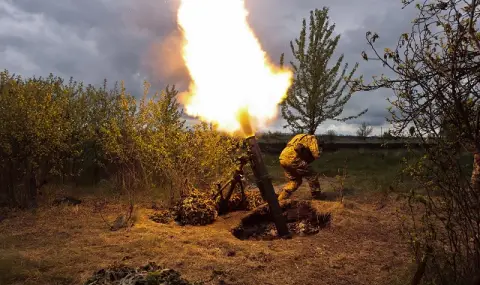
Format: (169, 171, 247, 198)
(308, 177, 326, 200)
(277, 189, 293, 200)
(277, 180, 300, 201)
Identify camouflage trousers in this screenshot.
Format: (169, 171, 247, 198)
(278, 161, 321, 200)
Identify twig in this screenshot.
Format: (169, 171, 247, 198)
(98, 202, 114, 229)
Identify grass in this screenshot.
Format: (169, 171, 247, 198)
(264, 149, 422, 195)
(0, 192, 412, 285)
(2, 148, 473, 285)
(265, 148, 475, 195)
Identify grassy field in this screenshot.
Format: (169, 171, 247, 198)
(1, 148, 470, 285)
(264, 149, 420, 195)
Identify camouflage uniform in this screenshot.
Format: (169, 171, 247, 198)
(278, 134, 322, 200)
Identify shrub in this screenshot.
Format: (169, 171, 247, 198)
(0, 70, 240, 207)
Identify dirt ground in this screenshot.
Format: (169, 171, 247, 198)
(0, 181, 413, 285)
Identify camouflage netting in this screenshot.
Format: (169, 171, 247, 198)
(171, 188, 218, 226)
(149, 188, 266, 226)
(225, 190, 265, 211)
(84, 262, 202, 285)
(149, 210, 173, 224)
(231, 200, 332, 240)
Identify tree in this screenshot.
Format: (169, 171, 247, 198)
(382, 130, 395, 140)
(358, 1, 480, 190)
(325, 129, 337, 142)
(356, 0, 480, 283)
(0, 72, 76, 207)
(280, 7, 367, 135)
(356, 122, 373, 140)
(0, 70, 242, 208)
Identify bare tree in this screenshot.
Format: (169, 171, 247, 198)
(353, 0, 480, 283)
(356, 122, 373, 140)
(357, 0, 480, 190)
(325, 129, 337, 142)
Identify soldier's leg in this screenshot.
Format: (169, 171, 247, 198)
(278, 167, 302, 200)
(297, 164, 324, 199)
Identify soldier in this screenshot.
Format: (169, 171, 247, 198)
(277, 134, 325, 200)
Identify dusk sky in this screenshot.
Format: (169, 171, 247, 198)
(0, 0, 418, 135)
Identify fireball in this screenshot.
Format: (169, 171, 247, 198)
(177, 0, 293, 134)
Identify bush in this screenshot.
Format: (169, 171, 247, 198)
(0, 70, 240, 208)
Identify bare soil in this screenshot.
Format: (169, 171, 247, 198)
(231, 200, 332, 241)
(0, 183, 412, 285)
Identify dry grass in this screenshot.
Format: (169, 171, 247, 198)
(0, 182, 413, 285)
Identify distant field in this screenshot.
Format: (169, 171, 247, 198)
(256, 133, 428, 154)
(263, 148, 474, 195)
(263, 149, 415, 194)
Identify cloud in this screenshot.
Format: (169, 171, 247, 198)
(0, 0, 419, 134)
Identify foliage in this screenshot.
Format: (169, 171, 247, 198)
(0, 72, 79, 207)
(356, 122, 373, 140)
(401, 146, 479, 284)
(280, 7, 367, 135)
(226, 190, 264, 211)
(356, 0, 480, 283)
(0, 70, 239, 208)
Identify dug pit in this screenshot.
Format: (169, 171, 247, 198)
(231, 200, 332, 240)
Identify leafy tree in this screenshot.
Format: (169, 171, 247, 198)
(356, 122, 373, 140)
(0, 71, 76, 207)
(0, 70, 241, 208)
(356, 0, 480, 283)
(280, 7, 367, 135)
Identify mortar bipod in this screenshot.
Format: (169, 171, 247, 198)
(213, 154, 250, 215)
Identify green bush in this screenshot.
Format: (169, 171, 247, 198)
(0, 70, 239, 207)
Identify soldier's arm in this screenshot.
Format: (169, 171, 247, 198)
(308, 136, 321, 159)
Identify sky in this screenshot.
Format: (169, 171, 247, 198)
(0, 0, 419, 135)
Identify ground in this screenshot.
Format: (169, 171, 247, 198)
(0, 186, 413, 284)
(0, 149, 423, 285)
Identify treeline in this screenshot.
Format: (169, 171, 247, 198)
(0, 70, 240, 208)
(257, 142, 429, 154)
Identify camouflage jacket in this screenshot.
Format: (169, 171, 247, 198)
(279, 134, 321, 166)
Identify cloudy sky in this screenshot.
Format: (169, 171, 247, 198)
(0, 0, 418, 135)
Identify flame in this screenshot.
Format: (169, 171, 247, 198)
(177, 0, 293, 134)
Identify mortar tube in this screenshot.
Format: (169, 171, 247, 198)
(238, 111, 291, 238)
